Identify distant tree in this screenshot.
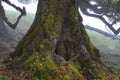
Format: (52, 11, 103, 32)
(79, 0, 120, 35)
(0, 0, 26, 39)
(0, 0, 26, 29)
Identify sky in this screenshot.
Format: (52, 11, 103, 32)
(2, 0, 38, 13)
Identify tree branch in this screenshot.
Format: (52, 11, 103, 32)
(1, 0, 26, 29)
(85, 25, 120, 40)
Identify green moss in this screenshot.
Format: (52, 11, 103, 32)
(49, 0, 57, 11)
(23, 54, 59, 79)
(45, 13, 57, 37)
(22, 53, 85, 80)
(69, 5, 79, 22)
(63, 75, 71, 80)
(89, 42, 100, 61)
(90, 63, 119, 80)
(0, 74, 9, 80)
(70, 65, 84, 79)
(98, 69, 119, 80)
(39, 39, 52, 51)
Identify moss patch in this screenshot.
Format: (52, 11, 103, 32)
(22, 53, 84, 80)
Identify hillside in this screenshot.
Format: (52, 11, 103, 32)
(0, 10, 35, 52)
(86, 29, 120, 69)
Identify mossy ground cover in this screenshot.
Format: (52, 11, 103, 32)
(22, 53, 84, 80)
(0, 51, 119, 80)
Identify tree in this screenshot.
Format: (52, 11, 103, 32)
(79, 0, 120, 35)
(6, 0, 119, 80)
(0, 0, 26, 40)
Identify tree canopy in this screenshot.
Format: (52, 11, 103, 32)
(79, 0, 120, 35)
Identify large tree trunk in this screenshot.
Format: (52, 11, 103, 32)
(8, 0, 119, 80)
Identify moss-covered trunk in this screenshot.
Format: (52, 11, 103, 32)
(8, 0, 119, 80)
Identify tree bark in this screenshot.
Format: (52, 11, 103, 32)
(8, 0, 119, 80)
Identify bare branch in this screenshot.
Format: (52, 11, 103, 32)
(85, 25, 120, 40)
(1, 0, 26, 29)
(79, 0, 120, 35)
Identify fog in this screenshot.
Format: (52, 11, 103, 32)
(2, 0, 37, 13)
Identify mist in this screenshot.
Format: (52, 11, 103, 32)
(2, 0, 38, 13)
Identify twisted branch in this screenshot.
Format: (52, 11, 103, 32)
(85, 25, 120, 40)
(1, 0, 26, 29)
(79, 0, 120, 35)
